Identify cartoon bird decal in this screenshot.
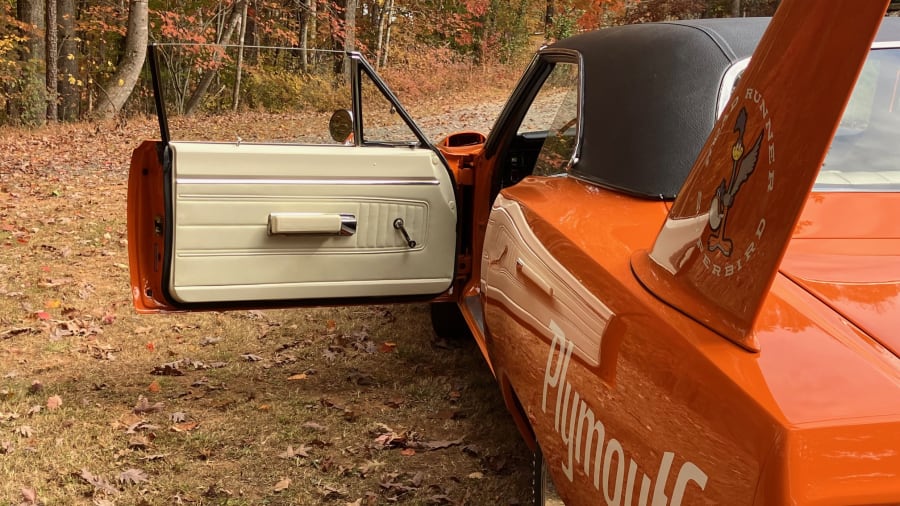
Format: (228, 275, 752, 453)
(707, 107, 765, 256)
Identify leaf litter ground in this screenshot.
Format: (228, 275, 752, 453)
(0, 92, 534, 504)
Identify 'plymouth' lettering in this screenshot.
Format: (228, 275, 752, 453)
(543, 323, 709, 505)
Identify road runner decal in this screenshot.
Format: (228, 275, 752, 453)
(698, 94, 775, 279)
(543, 322, 708, 505)
(707, 107, 764, 257)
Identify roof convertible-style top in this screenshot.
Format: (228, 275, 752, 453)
(551, 17, 900, 199)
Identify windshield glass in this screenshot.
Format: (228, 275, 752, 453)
(818, 48, 900, 190)
(720, 48, 900, 191)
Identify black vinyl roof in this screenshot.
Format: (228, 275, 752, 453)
(549, 17, 900, 199)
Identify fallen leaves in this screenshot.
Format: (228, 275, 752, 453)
(321, 483, 349, 500)
(20, 486, 37, 505)
(38, 278, 73, 288)
(384, 397, 404, 409)
(150, 362, 183, 376)
(52, 318, 103, 341)
(413, 438, 465, 451)
(357, 460, 385, 477)
(123, 418, 158, 434)
(278, 444, 310, 459)
(79, 468, 118, 495)
(273, 477, 291, 492)
(132, 396, 164, 414)
(150, 358, 226, 376)
(100, 312, 116, 325)
(128, 434, 153, 449)
(1, 327, 34, 339)
(116, 468, 149, 486)
(302, 421, 327, 432)
(371, 424, 465, 454)
(46, 395, 62, 410)
(170, 421, 199, 432)
(378, 471, 425, 501)
(0, 411, 19, 421)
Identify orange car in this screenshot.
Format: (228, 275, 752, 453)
(128, 1, 900, 504)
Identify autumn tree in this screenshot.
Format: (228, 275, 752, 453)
(0, 0, 800, 126)
(374, 0, 394, 67)
(183, 0, 247, 115)
(94, 0, 148, 118)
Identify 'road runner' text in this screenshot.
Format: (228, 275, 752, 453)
(542, 322, 708, 505)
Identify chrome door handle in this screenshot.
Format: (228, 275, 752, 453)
(516, 258, 554, 297)
(267, 213, 356, 236)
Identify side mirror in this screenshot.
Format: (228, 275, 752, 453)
(329, 109, 354, 143)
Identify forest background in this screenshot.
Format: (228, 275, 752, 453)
(0, 0, 798, 127)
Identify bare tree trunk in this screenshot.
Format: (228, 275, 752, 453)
(94, 0, 148, 118)
(45, 0, 58, 122)
(13, 0, 47, 126)
(184, 0, 246, 115)
(544, 0, 554, 35)
(341, 0, 356, 81)
(247, 0, 259, 62)
(217, 0, 225, 37)
(58, 0, 80, 121)
(731, 0, 741, 17)
(231, 0, 248, 111)
(309, 0, 316, 55)
(374, 0, 387, 69)
(300, 0, 310, 72)
(380, 0, 392, 68)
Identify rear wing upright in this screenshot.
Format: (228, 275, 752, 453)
(631, 0, 890, 351)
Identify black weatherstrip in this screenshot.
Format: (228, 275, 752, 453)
(148, 44, 170, 145)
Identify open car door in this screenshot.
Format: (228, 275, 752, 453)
(128, 48, 458, 312)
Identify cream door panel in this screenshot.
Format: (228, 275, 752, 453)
(168, 142, 457, 303)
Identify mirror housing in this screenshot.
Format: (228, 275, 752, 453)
(329, 109, 354, 143)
